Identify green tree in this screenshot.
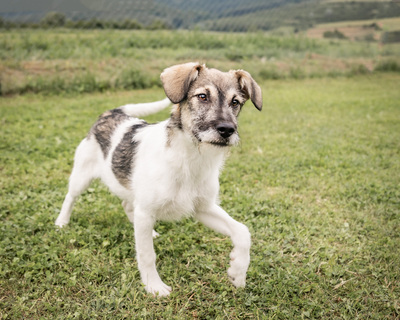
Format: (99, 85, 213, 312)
(41, 12, 66, 28)
(119, 19, 143, 30)
(147, 19, 171, 30)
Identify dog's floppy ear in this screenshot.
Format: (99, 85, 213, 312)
(234, 70, 263, 111)
(161, 62, 204, 104)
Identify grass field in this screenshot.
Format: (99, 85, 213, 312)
(1, 29, 400, 95)
(1, 72, 399, 318)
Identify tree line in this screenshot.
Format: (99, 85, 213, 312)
(0, 12, 171, 30)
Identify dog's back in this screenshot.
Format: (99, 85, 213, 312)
(55, 98, 171, 227)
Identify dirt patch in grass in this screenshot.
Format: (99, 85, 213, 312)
(305, 53, 348, 71)
(305, 53, 375, 72)
(307, 25, 381, 41)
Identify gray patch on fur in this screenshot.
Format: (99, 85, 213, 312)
(112, 123, 147, 188)
(89, 109, 131, 158)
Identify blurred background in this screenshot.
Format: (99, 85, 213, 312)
(0, 0, 399, 95)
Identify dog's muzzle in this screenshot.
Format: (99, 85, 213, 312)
(216, 122, 236, 139)
(195, 121, 238, 147)
(209, 122, 238, 147)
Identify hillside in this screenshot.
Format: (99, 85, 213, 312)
(0, 0, 399, 31)
(196, 1, 400, 31)
(0, 0, 312, 27)
(0, 0, 185, 27)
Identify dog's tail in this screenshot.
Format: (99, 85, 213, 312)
(118, 98, 171, 118)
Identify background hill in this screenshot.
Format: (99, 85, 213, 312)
(1, 0, 399, 31)
(197, 1, 400, 31)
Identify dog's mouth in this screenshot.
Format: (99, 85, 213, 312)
(196, 135, 238, 147)
(207, 140, 231, 147)
(194, 134, 231, 147)
(194, 135, 230, 147)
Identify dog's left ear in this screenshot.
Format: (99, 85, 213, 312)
(161, 62, 204, 104)
(233, 70, 263, 111)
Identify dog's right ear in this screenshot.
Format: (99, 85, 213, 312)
(160, 62, 203, 104)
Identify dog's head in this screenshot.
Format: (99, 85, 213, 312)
(161, 62, 262, 147)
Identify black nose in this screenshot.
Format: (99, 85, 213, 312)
(216, 122, 236, 139)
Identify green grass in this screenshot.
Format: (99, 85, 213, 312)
(1, 74, 399, 319)
(1, 29, 400, 95)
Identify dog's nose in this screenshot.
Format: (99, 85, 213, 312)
(216, 122, 236, 139)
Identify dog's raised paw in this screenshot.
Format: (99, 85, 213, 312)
(227, 266, 246, 288)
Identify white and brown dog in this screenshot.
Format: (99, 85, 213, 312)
(55, 62, 262, 296)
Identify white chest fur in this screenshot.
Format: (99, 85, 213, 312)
(132, 123, 227, 221)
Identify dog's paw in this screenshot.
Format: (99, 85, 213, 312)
(227, 249, 249, 288)
(227, 265, 247, 288)
(152, 230, 160, 238)
(55, 219, 69, 228)
(145, 280, 172, 297)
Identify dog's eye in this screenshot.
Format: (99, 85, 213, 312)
(198, 94, 208, 102)
(231, 99, 240, 108)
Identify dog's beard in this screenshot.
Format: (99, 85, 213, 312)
(195, 129, 239, 147)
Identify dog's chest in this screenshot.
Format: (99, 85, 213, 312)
(154, 161, 219, 220)
(133, 126, 226, 221)
(136, 151, 222, 221)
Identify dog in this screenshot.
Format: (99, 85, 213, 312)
(55, 62, 262, 296)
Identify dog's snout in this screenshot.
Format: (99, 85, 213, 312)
(216, 122, 236, 139)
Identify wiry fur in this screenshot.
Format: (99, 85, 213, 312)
(55, 63, 262, 297)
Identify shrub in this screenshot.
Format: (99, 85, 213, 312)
(40, 12, 66, 28)
(146, 20, 171, 30)
(349, 64, 370, 76)
(323, 29, 347, 40)
(381, 31, 400, 44)
(363, 33, 376, 42)
(118, 19, 142, 30)
(375, 60, 400, 73)
(289, 66, 306, 79)
(116, 68, 150, 90)
(259, 67, 282, 80)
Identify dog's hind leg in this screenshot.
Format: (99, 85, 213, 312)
(55, 139, 99, 227)
(195, 204, 251, 288)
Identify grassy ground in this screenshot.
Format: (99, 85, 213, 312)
(1, 74, 399, 319)
(1, 29, 400, 95)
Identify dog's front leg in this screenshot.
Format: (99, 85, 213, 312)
(133, 207, 171, 297)
(195, 204, 251, 288)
